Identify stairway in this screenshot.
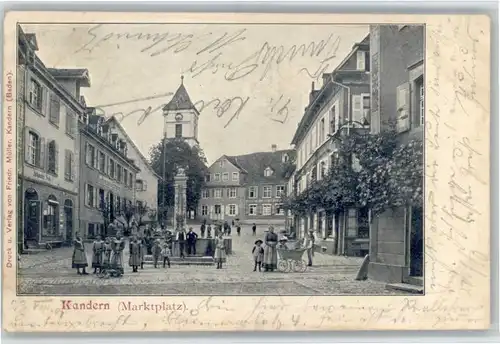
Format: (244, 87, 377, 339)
(386, 276, 424, 294)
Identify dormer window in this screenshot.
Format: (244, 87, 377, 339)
(282, 153, 289, 163)
(264, 167, 273, 177)
(79, 112, 89, 125)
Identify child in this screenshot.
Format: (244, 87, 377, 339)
(252, 240, 264, 272)
(152, 239, 162, 268)
(277, 237, 289, 250)
(161, 242, 171, 268)
(102, 237, 112, 270)
(91, 235, 104, 274)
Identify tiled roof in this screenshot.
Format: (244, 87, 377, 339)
(226, 149, 295, 185)
(163, 76, 197, 112)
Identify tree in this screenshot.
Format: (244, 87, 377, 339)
(149, 138, 208, 222)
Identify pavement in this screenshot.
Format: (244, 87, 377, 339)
(17, 225, 410, 296)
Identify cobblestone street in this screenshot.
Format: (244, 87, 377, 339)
(18, 225, 408, 295)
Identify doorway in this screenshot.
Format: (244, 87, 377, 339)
(409, 207, 423, 277)
(24, 188, 40, 248)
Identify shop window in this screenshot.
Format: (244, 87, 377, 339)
(43, 195, 59, 237)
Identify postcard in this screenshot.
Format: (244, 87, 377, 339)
(2, 12, 491, 332)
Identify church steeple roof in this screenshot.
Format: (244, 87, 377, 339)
(163, 76, 197, 112)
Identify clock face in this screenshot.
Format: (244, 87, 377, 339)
(175, 113, 183, 121)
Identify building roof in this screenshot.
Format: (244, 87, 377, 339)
(47, 68, 91, 87)
(225, 149, 295, 185)
(162, 76, 198, 113)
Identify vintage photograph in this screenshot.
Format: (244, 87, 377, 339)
(15, 22, 424, 296)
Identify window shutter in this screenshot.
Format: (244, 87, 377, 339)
(40, 87, 49, 116)
(257, 205, 262, 216)
(93, 150, 98, 169)
(85, 143, 89, 165)
(24, 129, 31, 162)
(396, 82, 411, 133)
(54, 142, 59, 174)
(356, 51, 366, 71)
(235, 205, 239, 216)
(94, 188, 98, 208)
(84, 184, 89, 206)
(334, 103, 340, 132)
(226, 188, 229, 198)
(70, 152, 76, 181)
(39, 137, 46, 169)
(352, 95, 363, 123)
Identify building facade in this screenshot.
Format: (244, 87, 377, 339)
(367, 25, 424, 285)
(78, 111, 140, 238)
(105, 117, 159, 223)
(199, 146, 293, 225)
(288, 34, 371, 257)
(18, 28, 88, 248)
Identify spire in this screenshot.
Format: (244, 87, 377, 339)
(162, 76, 197, 112)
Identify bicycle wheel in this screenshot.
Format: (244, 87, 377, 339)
(278, 260, 288, 272)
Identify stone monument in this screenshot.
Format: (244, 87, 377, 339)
(173, 167, 187, 230)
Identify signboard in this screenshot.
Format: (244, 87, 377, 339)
(33, 170, 52, 183)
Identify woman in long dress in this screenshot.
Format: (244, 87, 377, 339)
(214, 232, 226, 269)
(128, 235, 142, 273)
(72, 232, 89, 275)
(139, 234, 147, 270)
(102, 237, 112, 270)
(91, 235, 105, 274)
(263, 226, 278, 272)
(110, 232, 125, 274)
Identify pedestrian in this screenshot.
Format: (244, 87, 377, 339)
(102, 237, 112, 270)
(72, 232, 89, 275)
(232, 219, 235, 227)
(263, 226, 278, 272)
(128, 235, 142, 273)
(152, 239, 162, 268)
(139, 234, 147, 269)
(110, 232, 125, 275)
(228, 222, 232, 236)
(252, 223, 257, 236)
(214, 232, 226, 269)
(207, 224, 212, 238)
(305, 230, 315, 266)
(91, 235, 104, 274)
(176, 228, 186, 259)
(186, 227, 198, 256)
(161, 242, 171, 268)
(252, 240, 264, 272)
(200, 223, 206, 238)
(237, 225, 241, 236)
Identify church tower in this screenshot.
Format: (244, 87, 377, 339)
(162, 76, 200, 148)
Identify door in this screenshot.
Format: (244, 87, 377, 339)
(410, 207, 423, 276)
(64, 199, 73, 243)
(24, 189, 41, 246)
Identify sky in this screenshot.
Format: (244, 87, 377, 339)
(23, 23, 368, 164)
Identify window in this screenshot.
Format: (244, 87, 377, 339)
(357, 207, 370, 239)
(108, 159, 115, 178)
(264, 167, 273, 177)
(129, 172, 133, 188)
(205, 174, 211, 182)
(47, 140, 58, 175)
(202, 189, 209, 199)
(229, 187, 237, 198)
(320, 118, 325, 143)
(222, 172, 229, 182)
(276, 185, 285, 197)
(29, 79, 43, 110)
(262, 204, 272, 216)
(214, 173, 221, 182)
(346, 208, 358, 237)
(27, 131, 41, 166)
(229, 205, 236, 216)
(86, 144, 96, 167)
(282, 154, 289, 163)
(320, 161, 326, 179)
(219, 160, 225, 167)
(362, 94, 370, 126)
(249, 204, 257, 215)
(249, 186, 257, 198)
(275, 204, 284, 215)
(64, 150, 74, 181)
(215, 189, 222, 198)
(98, 152, 106, 173)
(232, 172, 239, 181)
(263, 186, 272, 198)
(117, 164, 122, 182)
(214, 205, 222, 215)
(86, 184, 95, 207)
(49, 94, 60, 126)
(356, 50, 366, 71)
(124, 170, 128, 185)
(309, 134, 313, 153)
(415, 76, 425, 127)
(135, 180, 143, 191)
(43, 196, 59, 236)
(175, 124, 183, 138)
(88, 223, 96, 238)
(201, 205, 208, 216)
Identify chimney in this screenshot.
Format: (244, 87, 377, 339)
(271, 144, 277, 152)
(309, 82, 316, 103)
